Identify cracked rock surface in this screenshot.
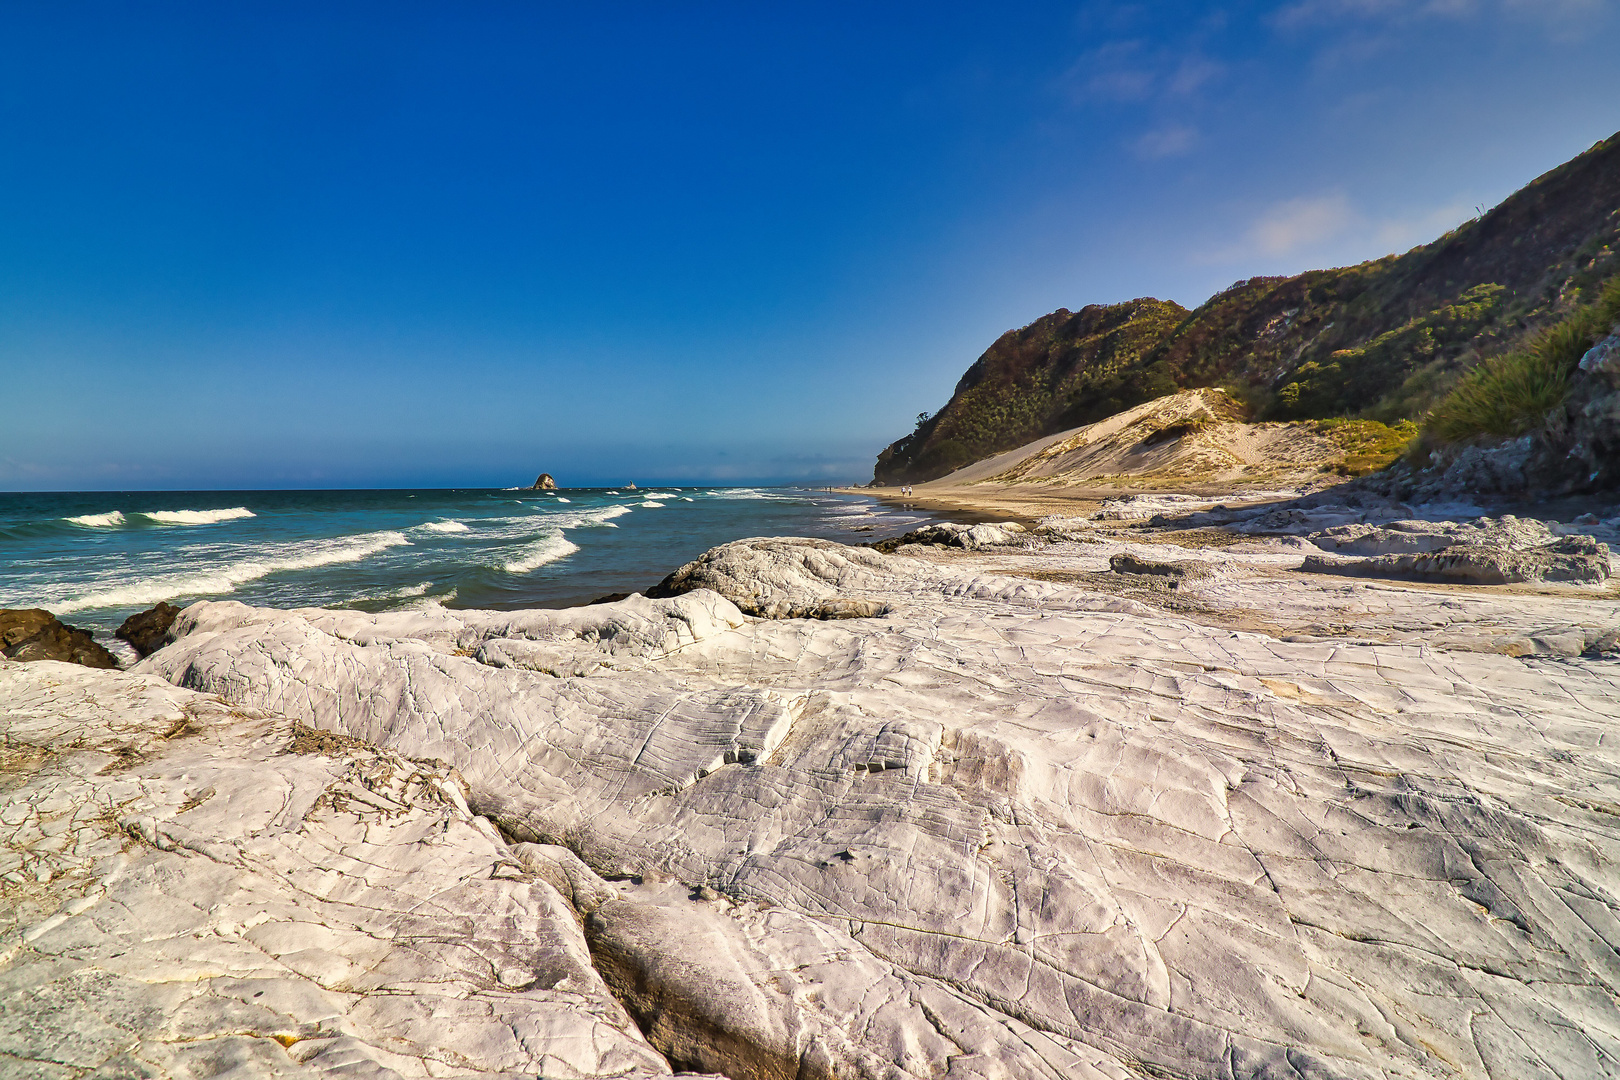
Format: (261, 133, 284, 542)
(80, 530, 1620, 1080)
(0, 661, 700, 1079)
(1302, 516, 1612, 585)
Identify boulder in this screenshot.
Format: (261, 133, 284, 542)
(1109, 552, 1202, 579)
(647, 537, 893, 619)
(116, 600, 182, 657)
(1302, 516, 1612, 585)
(872, 521, 1026, 553)
(1308, 520, 1462, 555)
(533, 473, 558, 490)
(1034, 514, 1097, 541)
(0, 608, 118, 668)
(1303, 534, 1610, 585)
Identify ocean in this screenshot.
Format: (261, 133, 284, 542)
(0, 487, 936, 657)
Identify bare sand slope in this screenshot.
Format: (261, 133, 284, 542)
(930, 388, 1341, 491)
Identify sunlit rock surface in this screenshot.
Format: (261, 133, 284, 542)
(7, 518, 1620, 1079)
(0, 662, 688, 1079)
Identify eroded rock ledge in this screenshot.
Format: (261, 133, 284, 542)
(5, 529, 1620, 1079)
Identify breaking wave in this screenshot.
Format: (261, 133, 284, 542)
(417, 520, 471, 533)
(65, 511, 126, 528)
(478, 504, 631, 542)
(142, 507, 257, 526)
(498, 534, 580, 574)
(53, 530, 412, 614)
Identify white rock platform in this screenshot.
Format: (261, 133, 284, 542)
(4, 529, 1619, 1079)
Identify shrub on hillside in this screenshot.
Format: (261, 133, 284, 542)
(1312, 418, 1418, 475)
(1425, 276, 1620, 443)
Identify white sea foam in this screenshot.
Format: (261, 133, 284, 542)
(65, 511, 126, 528)
(417, 520, 470, 534)
(478, 504, 630, 541)
(554, 497, 571, 503)
(342, 580, 436, 605)
(498, 534, 580, 574)
(642, 492, 677, 499)
(141, 507, 256, 526)
(53, 530, 412, 614)
(640, 501, 665, 508)
(706, 488, 788, 500)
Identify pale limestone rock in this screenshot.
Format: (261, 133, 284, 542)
(0, 660, 681, 1079)
(888, 521, 1028, 550)
(646, 537, 896, 618)
(113, 535, 1620, 1080)
(1303, 516, 1611, 584)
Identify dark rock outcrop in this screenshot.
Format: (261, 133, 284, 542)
(1369, 330, 1620, 501)
(0, 609, 118, 668)
(117, 601, 182, 658)
(1534, 329, 1620, 491)
(532, 473, 557, 490)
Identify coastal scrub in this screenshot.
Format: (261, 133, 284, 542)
(1425, 275, 1620, 443)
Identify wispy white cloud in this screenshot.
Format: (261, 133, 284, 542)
(1249, 193, 1356, 255)
(1273, 0, 1477, 29)
(1370, 198, 1477, 250)
(1133, 124, 1199, 159)
(1057, 42, 1224, 106)
(1196, 191, 1474, 265)
(1058, 41, 1155, 104)
(1166, 57, 1225, 96)
(1274, 0, 1608, 30)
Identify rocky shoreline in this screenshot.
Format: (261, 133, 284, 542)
(3, 497, 1619, 1079)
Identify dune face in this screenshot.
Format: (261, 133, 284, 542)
(6, 521, 1614, 1079)
(916, 387, 1354, 492)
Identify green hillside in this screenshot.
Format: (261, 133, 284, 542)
(875, 131, 1620, 485)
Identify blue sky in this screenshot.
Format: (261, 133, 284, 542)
(3, 1, 1617, 489)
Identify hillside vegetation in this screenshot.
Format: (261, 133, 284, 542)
(1423, 275, 1620, 445)
(876, 130, 1620, 485)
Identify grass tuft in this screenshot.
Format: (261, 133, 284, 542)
(1425, 275, 1620, 444)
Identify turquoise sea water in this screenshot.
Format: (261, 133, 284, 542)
(0, 487, 935, 646)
